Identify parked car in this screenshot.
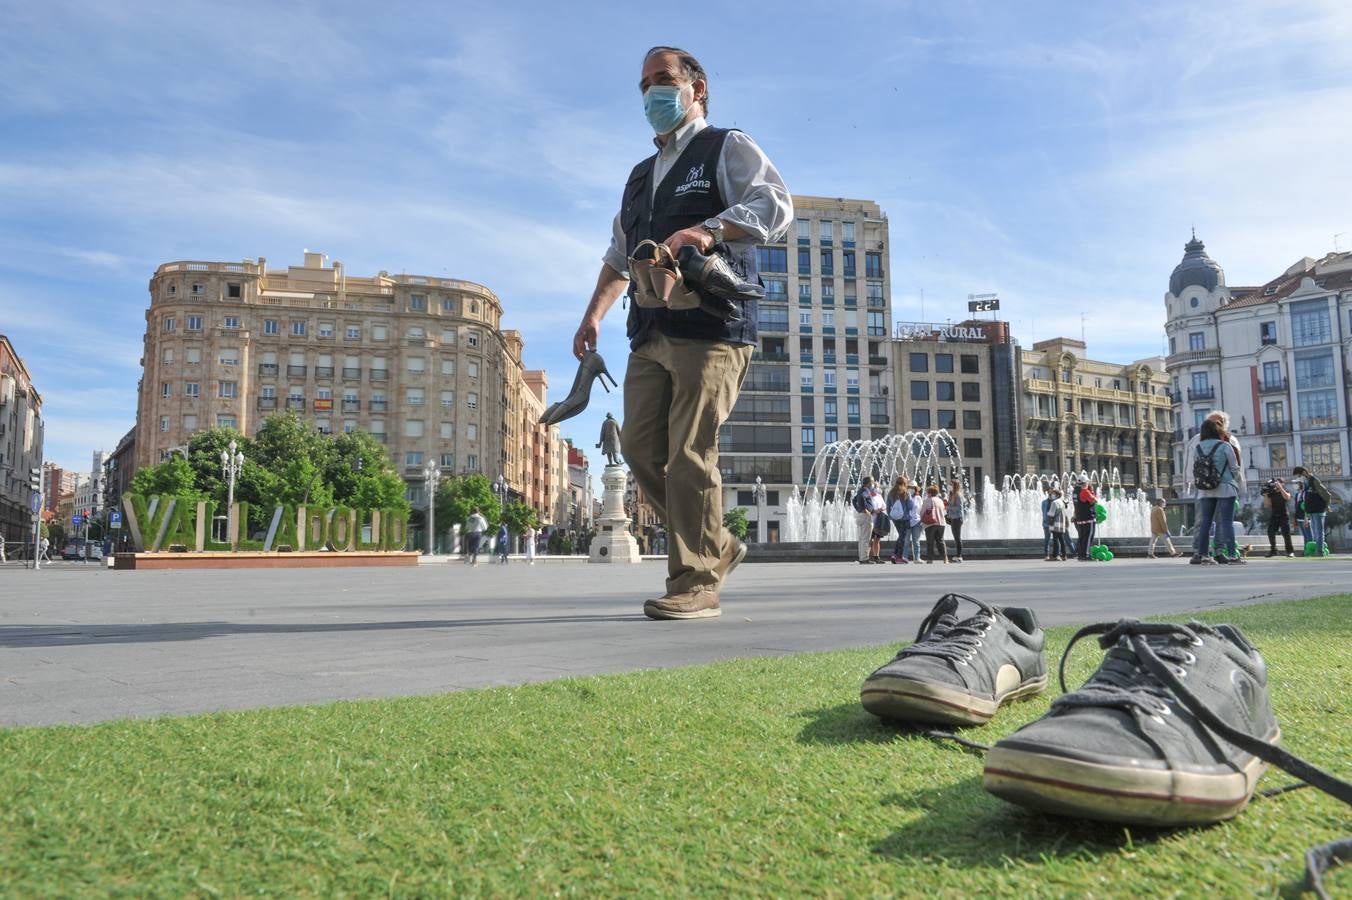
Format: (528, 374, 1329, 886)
(61, 540, 105, 561)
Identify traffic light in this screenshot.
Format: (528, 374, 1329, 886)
(29, 467, 40, 492)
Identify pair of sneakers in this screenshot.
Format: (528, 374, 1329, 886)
(860, 594, 1352, 891)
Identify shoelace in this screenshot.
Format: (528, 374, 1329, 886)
(900, 593, 996, 664)
(1056, 620, 1352, 898)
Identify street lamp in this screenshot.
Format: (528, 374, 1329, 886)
(492, 474, 509, 552)
(423, 460, 441, 555)
(220, 439, 245, 542)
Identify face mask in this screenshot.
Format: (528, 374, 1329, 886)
(643, 84, 688, 134)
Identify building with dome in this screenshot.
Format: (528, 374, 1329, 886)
(1163, 234, 1352, 507)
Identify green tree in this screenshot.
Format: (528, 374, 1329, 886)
(501, 500, 540, 535)
(329, 431, 409, 514)
(129, 454, 202, 500)
(723, 506, 749, 540)
(435, 474, 501, 537)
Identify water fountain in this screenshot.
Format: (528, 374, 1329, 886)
(782, 431, 1152, 542)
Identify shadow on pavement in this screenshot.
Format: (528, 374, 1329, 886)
(0, 613, 646, 648)
(872, 775, 1170, 867)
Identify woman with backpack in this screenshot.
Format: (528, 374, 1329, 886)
(886, 476, 913, 563)
(1072, 476, 1098, 561)
(1191, 415, 1243, 565)
(945, 479, 966, 563)
(920, 484, 948, 564)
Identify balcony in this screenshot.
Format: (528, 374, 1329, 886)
(341, 399, 360, 412)
(256, 397, 278, 410)
(869, 355, 887, 367)
(867, 296, 885, 309)
(843, 268, 857, 279)
(342, 367, 361, 379)
(843, 296, 857, 308)
(1261, 419, 1292, 434)
(1165, 347, 1220, 368)
(822, 354, 837, 365)
(369, 368, 389, 381)
(799, 352, 813, 364)
(286, 365, 307, 377)
(870, 414, 890, 425)
(1168, 390, 1182, 404)
(1186, 386, 1215, 401)
(846, 353, 859, 365)
(286, 398, 306, 411)
(369, 400, 388, 411)
(257, 363, 278, 376)
(1300, 415, 1340, 431)
(314, 366, 335, 379)
(1258, 378, 1288, 394)
(756, 351, 789, 363)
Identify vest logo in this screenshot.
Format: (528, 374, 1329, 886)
(674, 162, 712, 196)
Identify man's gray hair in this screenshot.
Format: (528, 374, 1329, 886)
(644, 46, 710, 114)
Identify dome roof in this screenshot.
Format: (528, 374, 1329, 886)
(1169, 233, 1224, 296)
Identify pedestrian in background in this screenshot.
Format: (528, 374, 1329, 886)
(1040, 483, 1055, 561)
(465, 506, 487, 565)
(945, 479, 966, 563)
(1048, 487, 1071, 560)
(1293, 465, 1331, 556)
(1147, 498, 1181, 558)
(920, 484, 948, 564)
(525, 523, 537, 565)
(1262, 478, 1294, 558)
(1072, 476, 1098, 561)
(906, 484, 925, 563)
(852, 476, 876, 565)
(496, 522, 510, 565)
(886, 476, 912, 563)
(1190, 416, 1242, 565)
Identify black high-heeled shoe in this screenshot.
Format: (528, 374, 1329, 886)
(539, 350, 618, 426)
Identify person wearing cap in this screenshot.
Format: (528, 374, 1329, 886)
(1071, 476, 1098, 561)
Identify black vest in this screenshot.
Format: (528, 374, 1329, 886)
(621, 126, 759, 350)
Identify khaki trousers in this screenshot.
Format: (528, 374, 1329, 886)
(622, 332, 752, 594)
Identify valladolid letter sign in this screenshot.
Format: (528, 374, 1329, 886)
(121, 494, 409, 552)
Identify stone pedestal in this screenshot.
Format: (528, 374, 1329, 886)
(589, 465, 641, 564)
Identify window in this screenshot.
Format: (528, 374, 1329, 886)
(799, 285, 813, 305)
(763, 277, 787, 302)
(467, 392, 478, 410)
(219, 348, 239, 365)
(963, 410, 981, 430)
(218, 381, 238, 399)
(797, 247, 811, 274)
(223, 316, 240, 329)
(467, 423, 478, 440)
(796, 218, 811, 242)
(911, 381, 929, 401)
(866, 281, 883, 303)
(191, 282, 203, 295)
(909, 353, 929, 373)
(185, 347, 201, 364)
(1297, 390, 1337, 429)
(1295, 352, 1334, 389)
(183, 414, 197, 432)
(846, 368, 859, 390)
(440, 453, 455, 467)
(440, 358, 456, 376)
(185, 382, 199, 398)
(345, 325, 360, 339)
(404, 420, 424, 438)
(1188, 332, 1205, 351)
(1302, 437, 1342, 469)
(318, 322, 334, 338)
(407, 357, 426, 375)
(935, 353, 954, 373)
(162, 347, 175, 364)
(756, 247, 788, 272)
(820, 249, 833, 275)
(441, 298, 456, 313)
(440, 421, 454, 439)
(963, 438, 983, 458)
(936, 381, 955, 401)
(823, 426, 838, 443)
(821, 283, 835, 304)
(842, 221, 855, 244)
(1290, 298, 1332, 347)
(758, 307, 789, 331)
(467, 360, 479, 379)
(407, 388, 424, 406)
(216, 414, 237, 428)
(187, 316, 203, 332)
(822, 370, 837, 388)
(1262, 361, 1283, 387)
(373, 324, 388, 341)
(467, 332, 479, 348)
(960, 354, 979, 374)
(821, 310, 834, 328)
(159, 415, 170, 433)
(800, 426, 815, 446)
(799, 310, 812, 328)
(161, 382, 172, 398)
(1191, 372, 1210, 392)
(866, 312, 886, 336)
(911, 409, 931, 430)
(291, 321, 307, 337)
(167, 284, 176, 296)
(163, 317, 176, 332)
(819, 220, 833, 243)
(799, 366, 813, 389)
(226, 283, 241, 299)
(342, 419, 356, 434)
(467, 454, 478, 471)
(410, 293, 427, 311)
(961, 382, 980, 402)
(937, 409, 956, 429)
(865, 252, 883, 278)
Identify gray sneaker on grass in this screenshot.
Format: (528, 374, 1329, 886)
(861, 594, 1047, 726)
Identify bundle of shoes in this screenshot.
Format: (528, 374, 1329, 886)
(860, 593, 1352, 896)
(627, 239, 763, 321)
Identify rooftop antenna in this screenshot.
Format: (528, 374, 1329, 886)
(1080, 313, 1086, 345)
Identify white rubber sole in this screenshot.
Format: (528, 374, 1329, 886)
(860, 672, 1048, 726)
(982, 727, 1279, 826)
(643, 601, 722, 620)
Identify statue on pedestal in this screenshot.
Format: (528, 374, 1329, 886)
(598, 412, 623, 467)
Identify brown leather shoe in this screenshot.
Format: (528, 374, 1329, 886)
(715, 535, 747, 586)
(643, 586, 721, 620)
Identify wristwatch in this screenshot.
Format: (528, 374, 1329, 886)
(700, 217, 725, 244)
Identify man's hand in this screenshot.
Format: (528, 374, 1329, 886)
(572, 315, 600, 360)
(663, 226, 715, 256)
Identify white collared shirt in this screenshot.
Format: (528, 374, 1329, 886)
(602, 116, 792, 276)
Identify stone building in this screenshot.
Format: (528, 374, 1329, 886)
(0, 334, 44, 543)
(135, 251, 515, 505)
(1163, 236, 1351, 504)
(1021, 338, 1174, 491)
(718, 195, 895, 542)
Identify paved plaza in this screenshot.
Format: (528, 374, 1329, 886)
(2, 556, 1349, 727)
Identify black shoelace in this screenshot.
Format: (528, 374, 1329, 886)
(899, 593, 996, 664)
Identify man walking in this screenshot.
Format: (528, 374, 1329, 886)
(1293, 465, 1331, 556)
(465, 506, 487, 566)
(1147, 498, 1180, 558)
(571, 46, 791, 620)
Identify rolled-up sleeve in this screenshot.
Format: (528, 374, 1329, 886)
(716, 131, 793, 243)
(601, 211, 630, 279)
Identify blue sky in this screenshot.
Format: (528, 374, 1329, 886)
(3, 0, 1350, 476)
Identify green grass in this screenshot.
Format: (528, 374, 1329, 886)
(3, 597, 1351, 897)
